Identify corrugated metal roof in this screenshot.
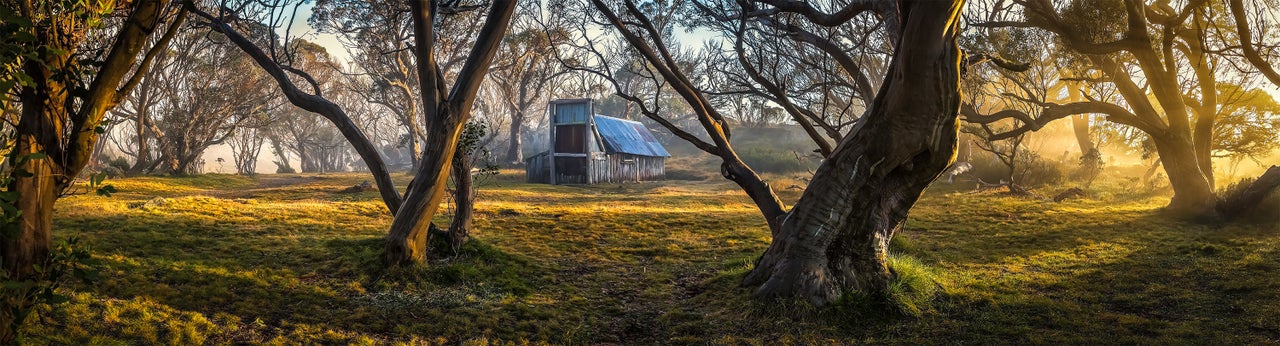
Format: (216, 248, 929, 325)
(593, 115, 671, 157)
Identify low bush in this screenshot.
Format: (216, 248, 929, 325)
(665, 168, 713, 181)
(1016, 156, 1067, 187)
(737, 148, 815, 175)
(1216, 177, 1280, 223)
(968, 152, 1066, 188)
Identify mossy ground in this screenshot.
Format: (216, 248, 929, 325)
(18, 170, 1280, 344)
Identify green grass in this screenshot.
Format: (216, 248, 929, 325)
(16, 171, 1280, 344)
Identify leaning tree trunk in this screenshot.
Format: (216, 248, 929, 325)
(190, 5, 403, 213)
(1071, 115, 1094, 156)
(742, 0, 965, 306)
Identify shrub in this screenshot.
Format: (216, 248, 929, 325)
(1216, 177, 1280, 223)
(1015, 155, 1067, 187)
(274, 161, 296, 174)
(106, 156, 131, 173)
(968, 151, 1067, 188)
(737, 148, 815, 174)
(2, 238, 98, 342)
(1070, 149, 1105, 187)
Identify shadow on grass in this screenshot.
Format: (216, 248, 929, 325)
(669, 209, 1278, 344)
(905, 201, 1187, 266)
(911, 229, 1280, 344)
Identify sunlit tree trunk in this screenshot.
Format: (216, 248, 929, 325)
(385, 108, 467, 264)
(1071, 115, 1093, 155)
(383, 1, 514, 266)
(743, 0, 964, 305)
(1188, 15, 1218, 190)
(4, 58, 67, 282)
(1153, 133, 1218, 217)
(407, 117, 423, 171)
(1066, 87, 1095, 157)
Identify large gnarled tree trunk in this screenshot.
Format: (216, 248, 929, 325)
(1150, 133, 1217, 217)
(742, 0, 965, 305)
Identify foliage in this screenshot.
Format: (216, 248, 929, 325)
(1, 237, 98, 342)
(1213, 83, 1280, 162)
(1072, 149, 1105, 188)
(457, 121, 500, 178)
(1015, 153, 1067, 187)
(105, 156, 131, 176)
(0, 0, 113, 106)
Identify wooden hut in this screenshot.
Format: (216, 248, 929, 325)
(525, 98, 670, 184)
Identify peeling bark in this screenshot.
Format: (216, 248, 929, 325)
(743, 0, 965, 305)
(446, 152, 474, 252)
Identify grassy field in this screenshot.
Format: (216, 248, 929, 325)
(17, 170, 1280, 344)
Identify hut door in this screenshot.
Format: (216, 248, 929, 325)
(555, 125, 587, 153)
(554, 156, 588, 184)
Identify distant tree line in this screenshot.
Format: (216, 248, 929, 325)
(3, 0, 1280, 342)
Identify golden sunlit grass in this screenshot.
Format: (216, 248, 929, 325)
(17, 170, 1280, 344)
